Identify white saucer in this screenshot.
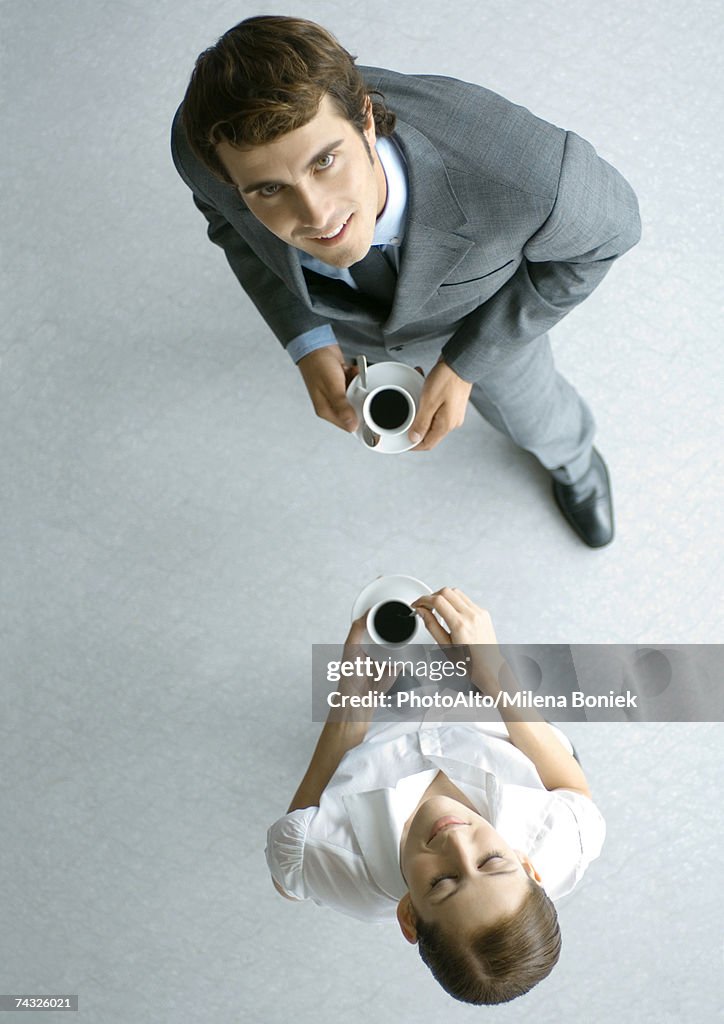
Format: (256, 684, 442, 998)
(346, 361, 425, 454)
(351, 574, 433, 623)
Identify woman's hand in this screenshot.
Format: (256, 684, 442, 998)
(411, 591, 591, 796)
(341, 613, 367, 659)
(411, 587, 498, 645)
(411, 587, 505, 694)
(335, 614, 397, 703)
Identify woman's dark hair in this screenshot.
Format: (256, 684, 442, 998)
(415, 877, 561, 1004)
(181, 15, 396, 183)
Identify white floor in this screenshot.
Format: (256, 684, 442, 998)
(1, 1, 723, 1021)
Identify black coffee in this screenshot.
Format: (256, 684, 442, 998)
(373, 601, 416, 644)
(368, 389, 411, 430)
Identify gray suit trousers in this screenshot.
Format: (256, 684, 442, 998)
(335, 330, 595, 484)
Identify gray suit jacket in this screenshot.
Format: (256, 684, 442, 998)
(171, 67, 641, 381)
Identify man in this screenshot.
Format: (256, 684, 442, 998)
(265, 588, 605, 1004)
(171, 15, 641, 547)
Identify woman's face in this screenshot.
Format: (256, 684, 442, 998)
(398, 795, 540, 940)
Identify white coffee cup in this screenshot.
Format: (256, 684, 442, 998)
(366, 599, 421, 648)
(362, 385, 415, 437)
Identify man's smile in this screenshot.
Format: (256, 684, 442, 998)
(305, 214, 353, 245)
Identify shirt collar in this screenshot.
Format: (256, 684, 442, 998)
(372, 134, 408, 248)
(340, 726, 510, 902)
(343, 769, 436, 900)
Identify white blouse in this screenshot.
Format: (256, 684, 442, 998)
(266, 719, 605, 922)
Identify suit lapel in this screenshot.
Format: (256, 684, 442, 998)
(385, 119, 475, 331)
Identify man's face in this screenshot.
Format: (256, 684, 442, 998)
(217, 94, 387, 269)
(398, 795, 539, 941)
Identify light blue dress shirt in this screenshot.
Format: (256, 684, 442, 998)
(286, 134, 408, 364)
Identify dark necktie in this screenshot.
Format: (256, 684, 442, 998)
(349, 246, 397, 307)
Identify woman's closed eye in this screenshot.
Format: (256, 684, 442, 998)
(428, 852, 506, 890)
(429, 873, 455, 890)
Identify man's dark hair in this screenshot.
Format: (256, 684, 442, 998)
(181, 15, 396, 183)
(415, 877, 561, 1004)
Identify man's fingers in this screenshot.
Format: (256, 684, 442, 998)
(407, 410, 432, 446)
(410, 412, 449, 451)
(344, 364, 360, 387)
(332, 399, 359, 431)
(408, 388, 444, 445)
(315, 394, 359, 432)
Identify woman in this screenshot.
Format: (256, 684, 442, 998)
(266, 588, 605, 1004)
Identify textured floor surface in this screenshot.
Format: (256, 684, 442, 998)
(1, 1, 723, 1022)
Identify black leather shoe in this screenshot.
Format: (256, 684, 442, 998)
(552, 449, 614, 548)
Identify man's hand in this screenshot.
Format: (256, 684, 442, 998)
(297, 345, 360, 432)
(408, 359, 473, 450)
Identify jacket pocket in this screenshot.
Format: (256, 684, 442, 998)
(439, 259, 515, 287)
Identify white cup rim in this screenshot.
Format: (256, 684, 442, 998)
(362, 384, 415, 436)
(366, 599, 419, 647)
